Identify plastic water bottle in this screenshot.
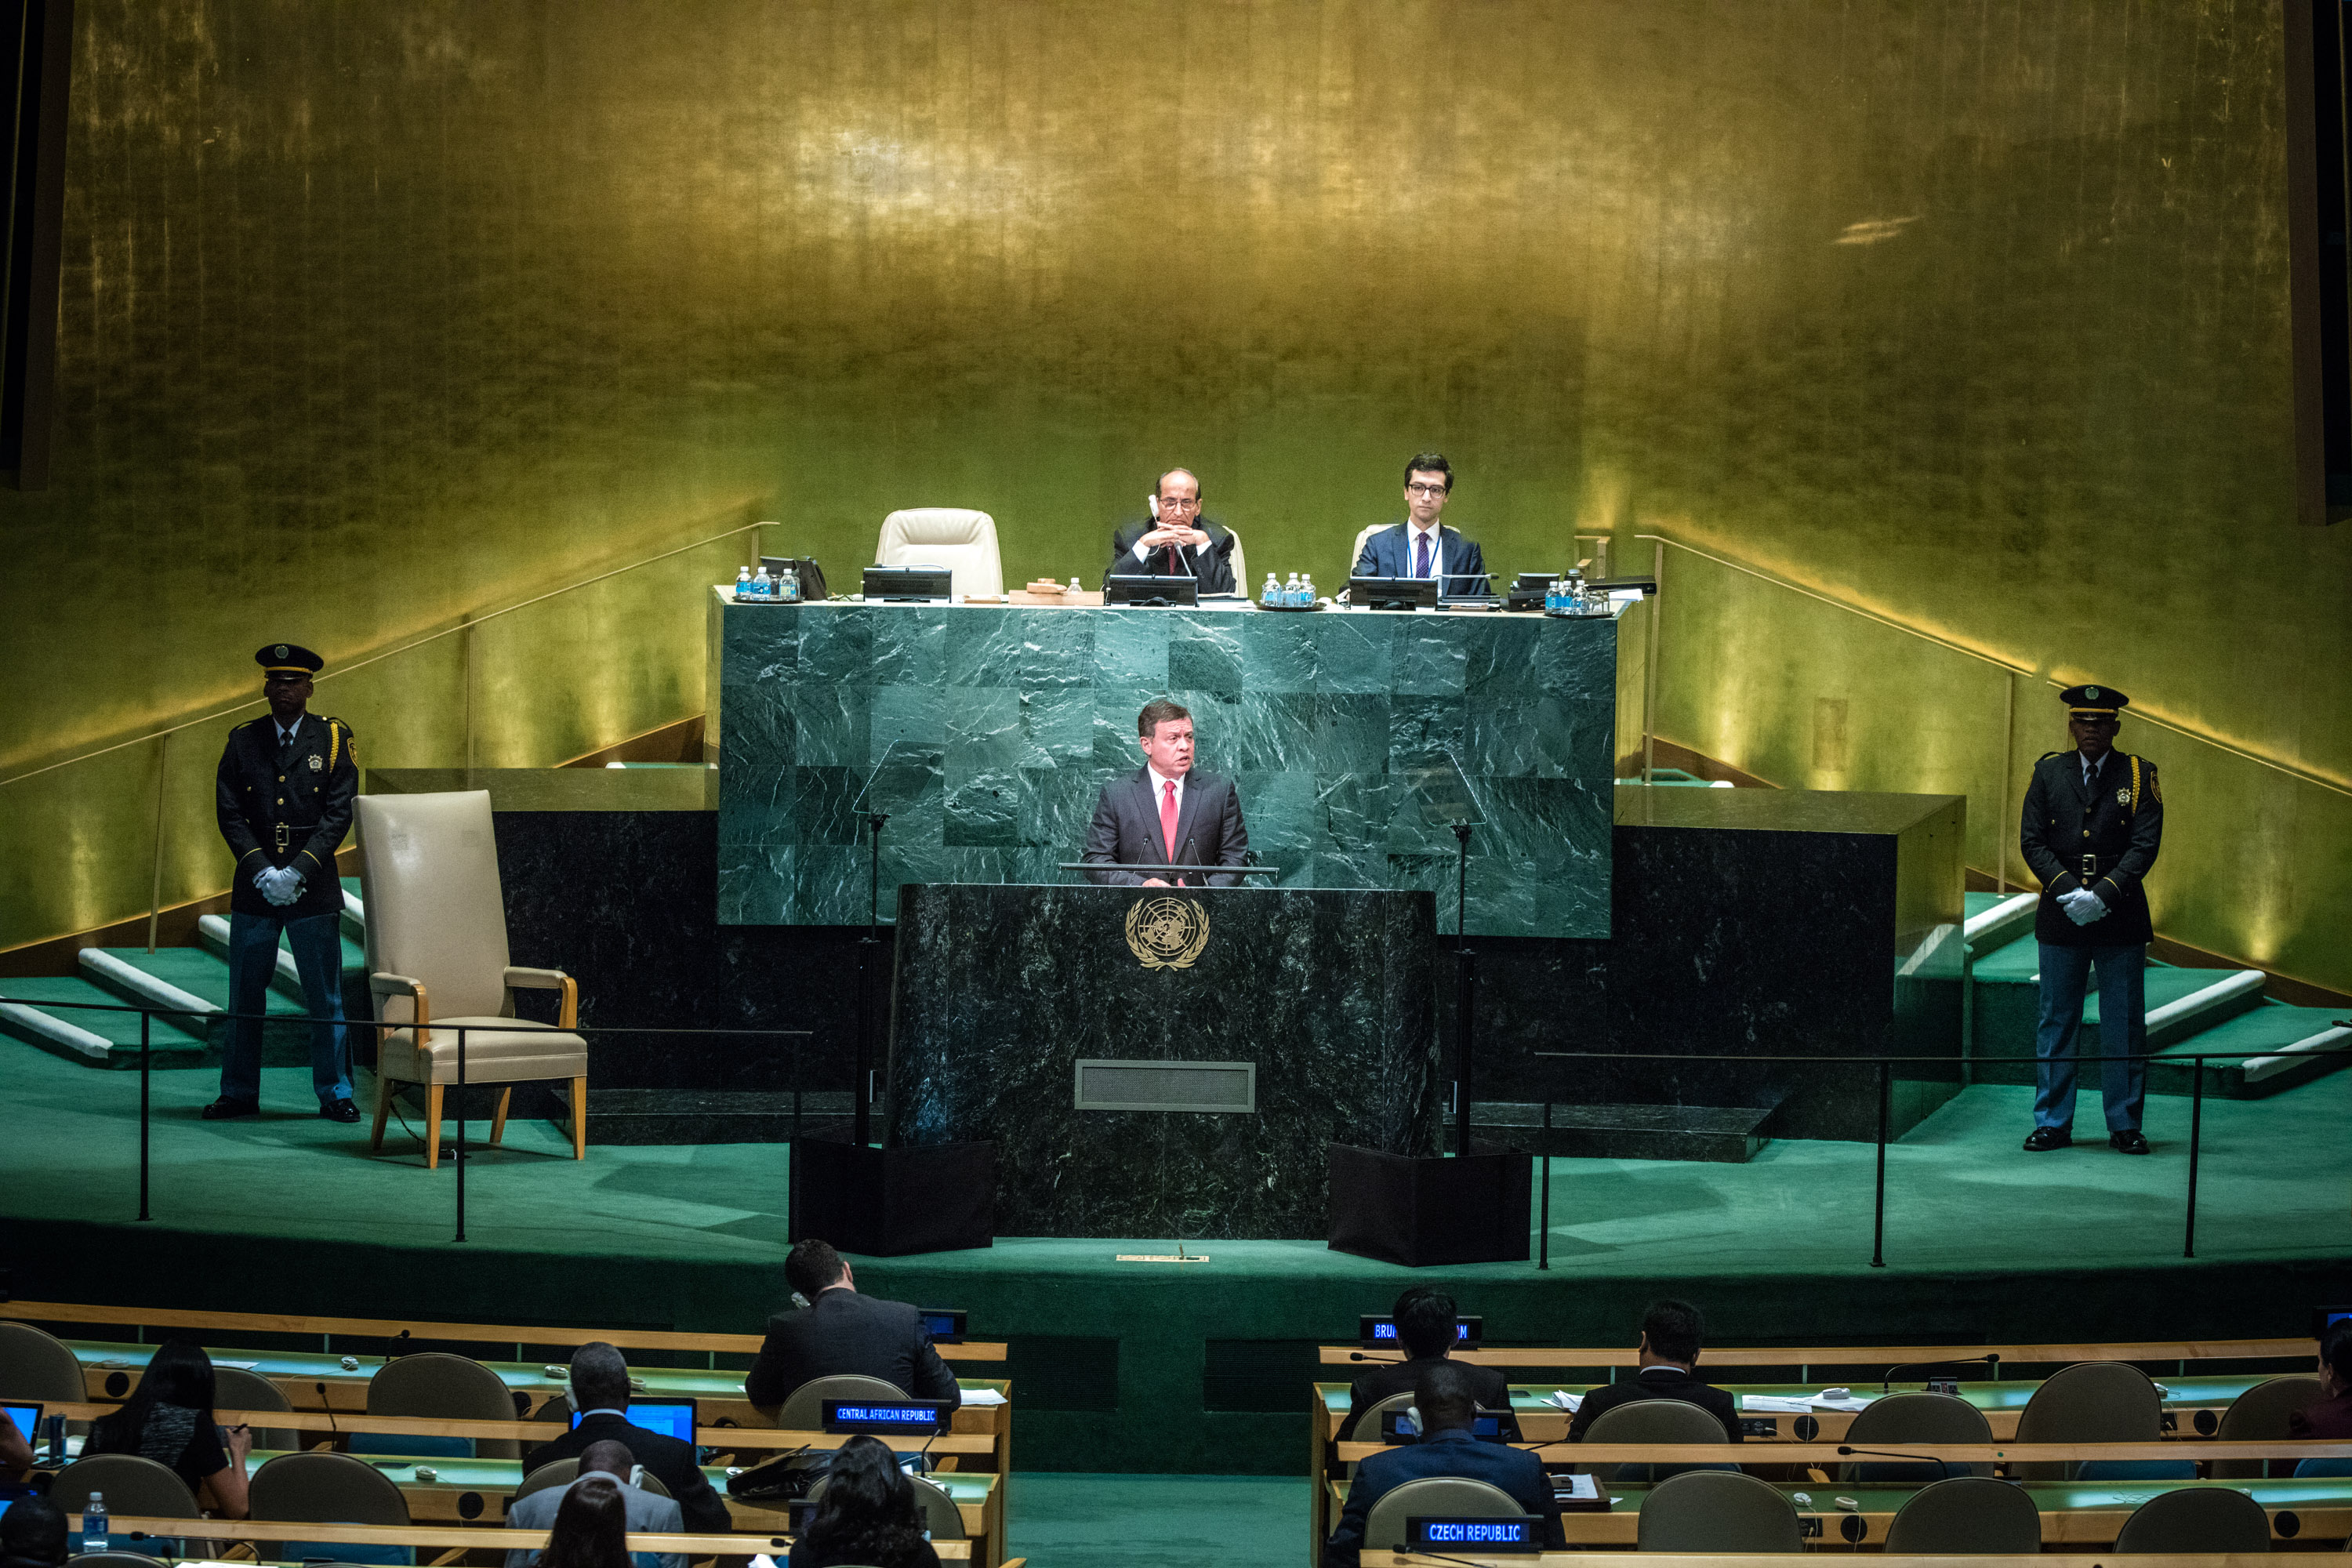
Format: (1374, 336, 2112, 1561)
(1300, 573, 1316, 607)
(779, 564, 800, 602)
(751, 565, 772, 600)
(735, 566, 753, 601)
(83, 1492, 107, 1553)
(1069, 577, 1082, 594)
(1262, 572, 1280, 606)
(1282, 572, 1300, 607)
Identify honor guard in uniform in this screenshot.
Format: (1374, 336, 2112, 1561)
(2017, 683, 2163, 1154)
(205, 644, 361, 1123)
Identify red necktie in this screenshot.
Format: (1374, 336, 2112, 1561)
(1415, 533, 1432, 579)
(1160, 780, 1180, 865)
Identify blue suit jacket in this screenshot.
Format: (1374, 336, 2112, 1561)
(1352, 523, 1489, 597)
(1323, 1429, 1562, 1565)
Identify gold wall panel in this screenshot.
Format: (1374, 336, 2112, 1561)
(0, 1, 2344, 984)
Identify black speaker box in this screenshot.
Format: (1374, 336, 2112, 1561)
(1326, 1142, 1532, 1267)
(789, 1138, 996, 1257)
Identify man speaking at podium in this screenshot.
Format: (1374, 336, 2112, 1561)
(1082, 700, 1250, 887)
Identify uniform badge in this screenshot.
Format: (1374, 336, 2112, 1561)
(310, 754, 325, 772)
(2115, 787, 2130, 804)
(275, 644, 290, 659)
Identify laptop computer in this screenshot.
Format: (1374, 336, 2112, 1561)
(571, 1399, 696, 1444)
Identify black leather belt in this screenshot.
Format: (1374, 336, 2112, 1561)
(2080, 851, 2104, 879)
(271, 822, 318, 854)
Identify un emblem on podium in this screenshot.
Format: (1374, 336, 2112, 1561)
(1124, 896, 1210, 971)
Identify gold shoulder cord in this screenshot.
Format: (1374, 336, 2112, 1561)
(2129, 754, 2140, 812)
(328, 721, 342, 771)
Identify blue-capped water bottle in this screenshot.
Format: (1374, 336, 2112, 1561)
(1300, 573, 1316, 607)
(83, 1491, 107, 1553)
(780, 563, 800, 602)
(735, 566, 753, 601)
(1262, 572, 1280, 607)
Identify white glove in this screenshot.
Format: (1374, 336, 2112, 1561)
(258, 866, 304, 906)
(2059, 887, 2107, 925)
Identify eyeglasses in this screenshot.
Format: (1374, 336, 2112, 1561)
(1156, 497, 1201, 511)
(1405, 483, 1449, 497)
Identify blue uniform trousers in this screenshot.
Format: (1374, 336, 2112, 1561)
(221, 908, 352, 1105)
(2033, 941, 2147, 1132)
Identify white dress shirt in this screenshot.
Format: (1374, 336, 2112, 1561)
(1406, 521, 1444, 579)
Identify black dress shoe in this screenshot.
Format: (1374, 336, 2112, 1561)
(2110, 1129, 2150, 1154)
(2022, 1126, 2072, 1152)
(320, 1098, 361, 1123)
(201, 1098, 260, 1120)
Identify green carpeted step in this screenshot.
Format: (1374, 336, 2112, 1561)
(0, 975, 210, 1068)
(1963, 891, 2013, 918)
(2084, 964, 2227, 1025)
(2154, 1000, 2346, 1060)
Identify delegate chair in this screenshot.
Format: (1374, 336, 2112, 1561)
(1359, 1478, 1526, 1554)
(1635, 1470, 1803, 1554)
(356, 790, 590, 1170)
(1221, 524, 1247, 591)
(2211, 1374, 2325, 1479)
(212, 1366, 302, 1454)
(1883, 1475, 2043, 1554)
(68, 1557, 172, 1568)
(809, 1472, 966, 1545)
(50, 1454, 201, 1547)
(2112, 1485, 2274, 1553)
(1582, 1399, 1733, 1485)
(875, 508, 1002, 599)
(775, 1374, 909, 1432)
(249, 1450, 413, 1567)
(1838, 1392, 1994, 1482)
(1345, 524, 1384, 586)
(0, 1319, 87, 1402)
(362, 1352, 521, 1460)
(517, 1458, 674, 1501)
(1344, 1393, 1416, 1442)
(2013, 1361, 2183, 1481)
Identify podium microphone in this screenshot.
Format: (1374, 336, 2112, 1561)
(1181, 833, 1196, 889)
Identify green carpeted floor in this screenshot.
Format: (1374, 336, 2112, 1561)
(5, 1043, 2347, 1472)
(1010, 1473, 1307, 1568)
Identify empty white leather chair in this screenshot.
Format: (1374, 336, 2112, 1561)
(356, 790, 589, 1169)
(875, 509, 1002, 598)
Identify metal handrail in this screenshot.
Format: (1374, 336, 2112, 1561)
(1635, 530, 2352, 800)
(0, 520, 768, 790)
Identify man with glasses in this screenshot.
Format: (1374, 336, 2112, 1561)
(1102, 466, 1239, 594)
(1352, 452, 1490, 597)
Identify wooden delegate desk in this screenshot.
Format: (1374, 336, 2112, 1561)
(92, 1515, 974, 1562)
(1323, 1475, 2352, 1550)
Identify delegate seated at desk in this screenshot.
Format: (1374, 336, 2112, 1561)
(1083, 700, 1249, 887)
(745, 1240, 963, 1417)
(1351, 452, 1489, 598)
(1324, 1361, 1562, 1567)
(1101, 467, 1238, 595)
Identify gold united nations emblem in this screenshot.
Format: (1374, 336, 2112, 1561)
(1124, 895, 1211, 971)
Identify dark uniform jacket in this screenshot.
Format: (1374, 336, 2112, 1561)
(215, 711, 358, 920)
(1102, 517, 1240, 595)
(2019, 747, 2163, 946)
(742, 1287, 963, 1414)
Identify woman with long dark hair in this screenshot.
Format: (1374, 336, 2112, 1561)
(789, 1436, 938, 1568)
(82, 1339, 250, 1517)
(536, 1475, 633, 1568)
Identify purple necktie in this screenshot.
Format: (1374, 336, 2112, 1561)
(1414, 533, 1432, 579)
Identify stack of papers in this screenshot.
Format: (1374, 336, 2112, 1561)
(1739, 1396, 1815, 1413)
(960, 1388, 1008, 1406)
(1539, 1390, 1584, 1411)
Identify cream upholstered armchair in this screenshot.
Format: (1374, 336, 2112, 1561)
(875, 507, 1003, 598)
(355, 790, 588, 1168)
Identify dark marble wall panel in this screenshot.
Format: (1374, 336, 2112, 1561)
(887, 884, 1439, 1239)
(715, 602, 1617, 938)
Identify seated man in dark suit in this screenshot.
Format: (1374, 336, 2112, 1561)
(1323, 1360, 1562, 1566)
(1566, 1298, 1741, 1443)
(744, 1238, 962, 1417)
(1350, 452, 1489, 597)
(1346, 1287, 1519, 1441)
(521, 1341, 731, 1537)
(1101, 467, 1240, 595)
(1081, 699, 1249, 887)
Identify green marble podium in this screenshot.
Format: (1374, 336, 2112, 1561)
(710, 592, 1617, 938)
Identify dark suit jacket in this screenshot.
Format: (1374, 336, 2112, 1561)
(1102, 518, 1239, 595)
(1323, 1429, 1563, 1566)
(1081, 766, 1249, 886)
(1352, 523, 1489, 598)
(743, 1288, 962, 1415)
(1565, 1364, 1742, 1443)
(1346, 1355, 1521, 1440)
(2020, 748, 2164, 946)
(519, 1410, 731, 1535)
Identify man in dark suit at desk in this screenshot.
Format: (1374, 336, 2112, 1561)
(1566, 1298, 1740, 1443)
(521, 1342, 731, 1537)
(1351, 452, 1489, 597)
(1346, 1287, 1519, 1440)
(1323, 1361, 1562, 1566)
(1102, 467, 1239, 595)
(1082, 699, 1250, 887)
(744, 1239, 962, 1417)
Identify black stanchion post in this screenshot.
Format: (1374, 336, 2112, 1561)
(1870, 1059, 1889, 1269)
(1453, 822, 1474, 1159)
(137, 1008, 152, 1222)
(455, 1025, 467, 1243)
(855, 811, 888, 1148)
(1537, 1099, 1551, 1271)
(2183, 1055, 2204, 1260)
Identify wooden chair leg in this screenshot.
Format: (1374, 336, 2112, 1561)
(570, 1077, 588, 1160)
(424, 1083, 445, 1171)
(490, 1087, 512, 1145)
(370, 1075, 394, 1152)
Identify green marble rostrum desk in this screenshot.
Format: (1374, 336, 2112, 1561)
(711, 592, 1618, 937)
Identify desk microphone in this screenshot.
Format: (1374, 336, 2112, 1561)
(1880, 1354, 1998, 1392)
(315, 1381, 339, 1446)
(1835, 1445, 1960, 1479)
